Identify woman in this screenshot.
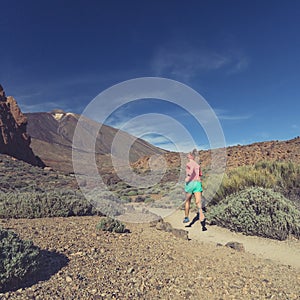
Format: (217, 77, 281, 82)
(183, 151, 207, 231)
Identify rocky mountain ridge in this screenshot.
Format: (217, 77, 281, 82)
(133, 136, 300, 172)
(1, 84, 299, 175)
(0, 85, 43, 167)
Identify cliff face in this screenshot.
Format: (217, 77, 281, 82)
(0, 84, 44, 167)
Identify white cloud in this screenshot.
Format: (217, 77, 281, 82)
(214, 109, 252, 121)
(108, 111, 212, 152)
(151, 43, 249, 82)
(18, 101, 61, 113)
(104, 99, 251, 151)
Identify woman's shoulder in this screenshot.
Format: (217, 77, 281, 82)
(188, 160, 199, 167)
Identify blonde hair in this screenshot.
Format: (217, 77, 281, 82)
(191, 149, 200, 164)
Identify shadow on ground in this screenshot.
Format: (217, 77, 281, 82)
(185, 212, 199, 227)
(1, 249, 69, 293)
(185, 211, 207, 231)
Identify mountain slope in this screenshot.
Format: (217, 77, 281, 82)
(26, 111, 166, 173)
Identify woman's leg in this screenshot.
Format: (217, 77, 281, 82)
(184, 193, 192, 218)
(194, 191, 205, 222)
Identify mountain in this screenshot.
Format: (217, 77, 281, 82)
(25, 110, 167, 174)
(0, 85, 44, 167)
(133, 137, 300, 171)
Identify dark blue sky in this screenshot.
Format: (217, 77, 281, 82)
(1, 0, 299, 150)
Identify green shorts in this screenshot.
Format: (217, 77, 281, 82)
(185, 181, 203, 194)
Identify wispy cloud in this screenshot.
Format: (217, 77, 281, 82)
(105, 102, 226, 151)
(227, 55, 249, 74)
(214, 109, 252, 121)
(4, 70, 135, 114)
(151, 43, 249, 82)
(19, 101, 62, 113)
(109, 112, 204, 152)
(151, 47, 228, 81)
(104, 97, 253, 151)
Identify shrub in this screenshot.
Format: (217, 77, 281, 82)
(144, 197, 155, 204)
(96, 217, 126, 233)
(211, 161, 300, 208)
(86, 189, 125, 217)
(207, 187, 300, 240)
(120, 196, 131, 203)
(127, 190, 138, 196)
(0, 227, 40, 290)
(0, 190, 100, 219)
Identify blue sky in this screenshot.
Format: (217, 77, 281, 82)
(1, 0, 299, 151)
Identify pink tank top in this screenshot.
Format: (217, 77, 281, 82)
(186, 160, 202, 181)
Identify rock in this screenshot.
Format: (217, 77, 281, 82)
(171, 228, 188, 240)
(0, 84, 44, 167)
(155, 221, 172, 232)
(225, 241, 245, 252)
(155, 220, 188, 239)
(149, 217, 163, 227)
(0, 84, 6, 100)
(43, 166, 53, 171)
(65, 276, 73, 283)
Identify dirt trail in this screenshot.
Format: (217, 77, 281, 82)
(2, 215, 300, 299)
(165, 210, 300, 270)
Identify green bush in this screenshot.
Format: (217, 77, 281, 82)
(0, 227, 40, 290)
(127, 190, 138, 196)
(0, 190, 100, 219)
(0, 155, 75, 194)
(207, 187, 300, 240)
(120, 196, 131, 203)
(96, 217, 126, 233)
(85, 189, 125, 217)
(144, 197, 155, 204)
(212, 161, 300, 208)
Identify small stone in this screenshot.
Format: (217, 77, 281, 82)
(43, 166, 53, 171)
(225, 241, 245, 252)
(156, 221, 172, 232)
(171, 228, 188, 240)
(66, 276, 73, 282)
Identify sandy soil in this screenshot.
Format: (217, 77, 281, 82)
(165, 210, 300, 270)
(0, 215, 300, 299)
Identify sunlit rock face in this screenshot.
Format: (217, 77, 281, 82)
(0, 84, 44, 166)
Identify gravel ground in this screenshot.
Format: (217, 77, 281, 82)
(1, 216, 300, 300)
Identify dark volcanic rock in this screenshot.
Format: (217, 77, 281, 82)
(0, 85, 44, 167)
